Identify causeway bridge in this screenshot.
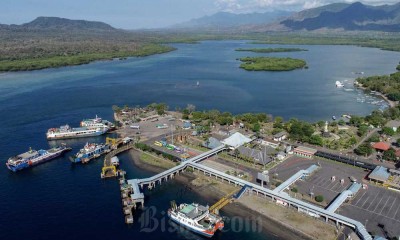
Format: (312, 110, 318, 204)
(129, 145, 226, 188)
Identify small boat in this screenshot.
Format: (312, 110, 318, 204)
(335, 81, 344, 88)
(332, 116, 336, 120)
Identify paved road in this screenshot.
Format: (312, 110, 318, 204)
(352, 128, 380, 151)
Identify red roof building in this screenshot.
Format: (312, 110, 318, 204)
(372, 142, 390, 151)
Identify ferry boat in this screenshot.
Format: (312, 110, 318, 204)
(70, 142, 111, 163)
(46, 124, 108, 140)
(6, 145, 70, 172)
(168, 201, 224, 238)
(80, 115, 115, 130)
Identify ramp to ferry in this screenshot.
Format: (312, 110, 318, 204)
(233, 185, 251, 200)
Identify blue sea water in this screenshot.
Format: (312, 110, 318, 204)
(0, 40, 399, 239)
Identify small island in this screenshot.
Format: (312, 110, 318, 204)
(236, 48, 308, 53)
(239, 57, 307, 71)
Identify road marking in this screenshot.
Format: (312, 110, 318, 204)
(325, 180, 337, 189)
(371, 196, 385, 212)
(349, 204, 400, 223)
(316, 178, 329, 187)
(321, 179, 334, 188)
(311, 176, 323, 184)
(329, 181, 339, 191)
(393, 203, 400, 219)
(338, 183, 350, 193)
(365, 192, 379, 210)
(386, 197, 397, 218)
(354, 191, 367, 206)
(360, 196, 371, 209)
(378, 196, 391, 215)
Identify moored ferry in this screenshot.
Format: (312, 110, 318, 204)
(6, 145, 71, 172)
(46, 124, 108, 140)
(168, 201, 224, 238)
(80, 115, 115, 130)
(70, 142, 111, 163)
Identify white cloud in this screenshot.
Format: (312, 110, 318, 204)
(214, 0, 400, 13)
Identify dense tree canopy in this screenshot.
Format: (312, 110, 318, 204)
(357, 72, 400, 101)
(383, 148, 397, 162)
(355, 143, 373, 156)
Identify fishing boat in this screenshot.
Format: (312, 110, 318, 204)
(168, 201, 224, 238)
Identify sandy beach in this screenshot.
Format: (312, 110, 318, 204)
(127, 149, 337, 240)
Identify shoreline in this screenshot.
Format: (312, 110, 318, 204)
(127, 149, 335, 240)
(0, 45, 175, 73)
(354, 81, 398, 108)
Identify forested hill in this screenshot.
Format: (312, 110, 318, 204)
(1, 17, 117, 32)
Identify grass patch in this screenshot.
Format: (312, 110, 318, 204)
(139, 152, 176, 169)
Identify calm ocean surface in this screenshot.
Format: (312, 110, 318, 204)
(0, 40, 399, 240)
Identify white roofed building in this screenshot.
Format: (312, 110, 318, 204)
(222, 132, 252, 149)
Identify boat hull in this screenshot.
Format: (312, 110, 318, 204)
(71, 144, 110, 163)
(6, 147, 70, 172)
(168, 212, 215, 238)
(47, 130, 106, 140)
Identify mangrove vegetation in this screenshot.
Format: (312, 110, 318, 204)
(239, 57, 307, 71)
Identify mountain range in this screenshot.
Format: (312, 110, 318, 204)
(1, 2, 400, 33)
(280, 2, 400, 32)
(172, 1, 400, 32)
(171, 10, 293, 29)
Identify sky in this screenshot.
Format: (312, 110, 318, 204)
(0, 0, 399, 29)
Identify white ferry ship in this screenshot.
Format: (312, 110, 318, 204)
(168, 201, 224, 238)
(47, 124, 108, 140)
(80, 115, 115, 130)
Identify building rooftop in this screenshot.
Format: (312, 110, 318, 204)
(369, 166, 390, 182)
(372, 142, 390, 151)
(273, 131, 287, 138)
(222, 132, 252, 148)
(294, 146, 318, 154)
(263, 138, 279, 144)
(203, 137, 223, 149)
(385, 120, 400, 128)
(326, 182, 361, 212)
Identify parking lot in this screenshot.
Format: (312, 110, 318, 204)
(116, 115, 185, 140)
(340, 185, 400, 237)
(271, 156, 368, 203)
(272, 155, 400, 237)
